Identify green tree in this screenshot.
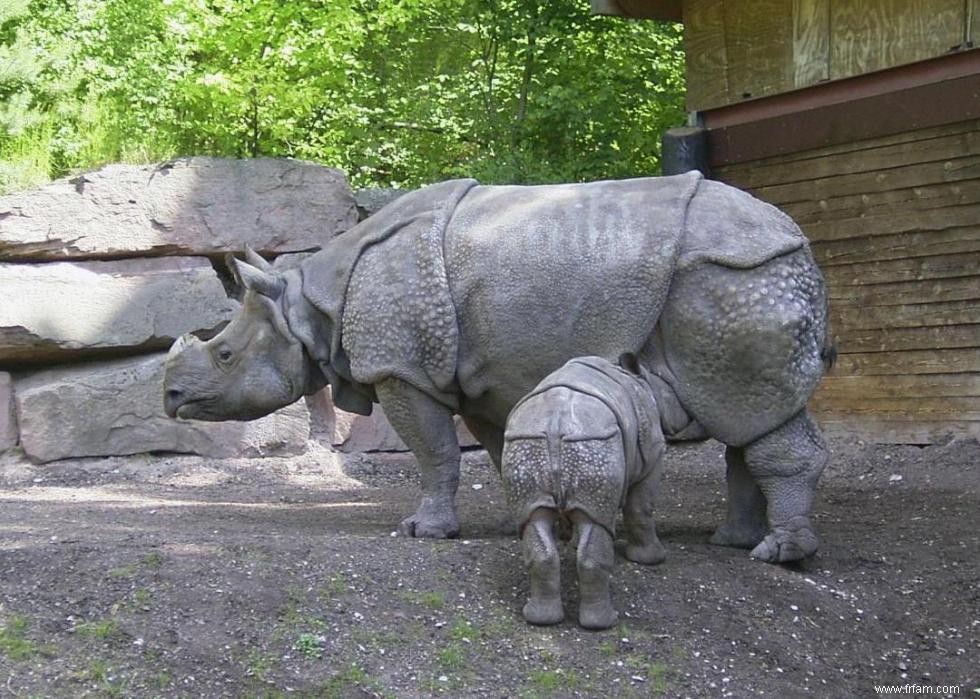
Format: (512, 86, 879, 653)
(0, 0, 685, 192)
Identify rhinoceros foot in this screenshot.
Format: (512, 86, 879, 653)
(397, 498, 460, 539)
(523, 598, 564, 626)
(625, 540, 667, 565)
(709, 521, 768, 550)
(748, 516, 819, 563)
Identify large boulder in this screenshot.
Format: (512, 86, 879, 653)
(15, 354, 309, 463)
(0, 257, 237, 365)
(0, 372, 15, 451)
(0, 157, 357, 261)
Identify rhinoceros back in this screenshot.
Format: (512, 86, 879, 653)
(446, 173, 701, 411)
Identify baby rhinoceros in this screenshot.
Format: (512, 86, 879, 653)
(502, 354, 673, 630)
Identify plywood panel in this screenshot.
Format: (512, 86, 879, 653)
(747, 155, 980, 207)
(783, 180, 980, 226)
(719, 127, 980, 190)
(684, 0, 729, 111)
(828, 277, 980, 308)
(804, 203, 980, 243)
(830, 0, 965, 79)
(820, 323, 980, 353)
(811, 228, 980, 266)
(723, 0, 793, 100)
(716, 120, 980, 182)
(832, 299, 980, 332)
(793, 0, 830, 87)
(815, 418, 979, 444)
(832, 348, 980, 376)
(817, 374, 980, 400)
(821, 252, 980, 287)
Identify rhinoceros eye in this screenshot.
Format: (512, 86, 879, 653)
(217, 347, 233, 363)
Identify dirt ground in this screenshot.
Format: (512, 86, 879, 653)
(0, 434, 977, 698)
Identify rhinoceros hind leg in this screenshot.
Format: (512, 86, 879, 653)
(461, 415, 504, 471)
(743, 410, 828, 563)
(574, 514, 617, 630)
(709, 446, 769, 549)
(522, 508, 564, 625)
(375, 378, 461, 539)
(623, 469, 667, 565)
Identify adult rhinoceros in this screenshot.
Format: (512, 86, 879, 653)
(163, 171, 833, 563)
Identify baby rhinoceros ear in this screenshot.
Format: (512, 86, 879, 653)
(618, 352, 642, 376)
(225, 249, 284, 299)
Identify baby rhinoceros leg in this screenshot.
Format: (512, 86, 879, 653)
(521, 508, 564, 625)
(573, 512, 617, 630)
(623, 468, 667, 565)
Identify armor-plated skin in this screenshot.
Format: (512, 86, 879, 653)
(163, 172, 833, 564)
(502, 356, 668, 629)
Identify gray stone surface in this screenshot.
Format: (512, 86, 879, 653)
(304, 387, 478, 452)
(15, 354, 309, 463)
(0, 372, 15, 451)
(0, 257, 238, 365)
(0, 157, 358, 261)
(354, 187, 409, 220)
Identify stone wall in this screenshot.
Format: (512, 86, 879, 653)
(0, 157, 473, 463)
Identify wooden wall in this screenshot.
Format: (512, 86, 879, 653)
(714, 119, 980, 443)
(685, 0, 974, 110)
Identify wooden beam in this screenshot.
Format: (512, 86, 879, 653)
(704, 50, 980, 166)
(589, 0, 682, 22)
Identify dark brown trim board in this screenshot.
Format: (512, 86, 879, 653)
(704, 49, 980, 166)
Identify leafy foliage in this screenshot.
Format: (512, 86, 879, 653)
(0, 0, 684, 191)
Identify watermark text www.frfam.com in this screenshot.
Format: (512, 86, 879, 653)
(874, 685, 962, 696)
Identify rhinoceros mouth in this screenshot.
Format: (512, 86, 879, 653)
(174, 397, 218, 421)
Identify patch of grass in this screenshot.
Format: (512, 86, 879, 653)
(448, 618, 478, 642)
(599, 639, 618, 657)
(152, 672, 172, 690)
(141, 551, 165, 570)
(649, 661, 672, 695)
(398, 589, 445, 610)
(243, 648, 275, 683)
(321, 663, 380, 699)
(0, 615, 36, 660)
(72, 658, 128, 696)
(320, 573, 348, 599)
(277, 586, 306, 627)
(526, 668, 580, 696)
(352, 627, 410, 653)
(132, 588, 152, 608)
(108, 564, 137, 579)
(295, 633, 324, 660)
(75, 618, 121, 640)
(436, 644, 466, 670)
(484, 614, 519, 637)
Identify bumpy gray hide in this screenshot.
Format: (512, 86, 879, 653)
(165, 171, 832, 560)
(502, 357, 664, 535)
(502, 357, 669, 629)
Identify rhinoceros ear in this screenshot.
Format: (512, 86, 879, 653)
(244, 245, 274, 272)
(618, 352, 642, 376)
(226, 253, 284, 299)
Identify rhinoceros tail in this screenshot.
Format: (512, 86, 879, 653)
(821, 321, 837, 371)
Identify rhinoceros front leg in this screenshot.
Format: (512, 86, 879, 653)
(375, 377, 461, 539)
(743, 409, 829, 562)
(709, 447, 769, 549)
